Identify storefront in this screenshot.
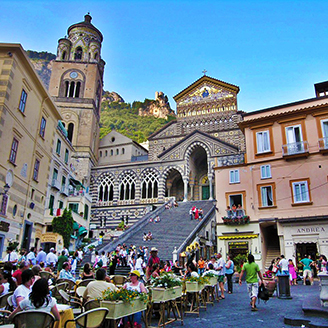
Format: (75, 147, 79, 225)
(41, 232, 63, 253)
(278, 218, 328, 274)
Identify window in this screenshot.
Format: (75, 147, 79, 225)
(111, 150, 113, 156)
(58, 200, 64, 209)
(18, 89, 27, 113)
(52, 168, 58, 181)
(39, 117, 46, 138)
(74, 47, 83, 60)
(69, 203, 79, 214)
(261, 165, 271, 179)
(292, 180, 310, 203)
(68, 123, 74, 142)
(321, 119, 328, 148)
(229, 169, 240, 183)
(61, 176, 66, 188)
(56, 139, 61, 155)
(256, 131, 270, 153)
(65, 149, 69, 164)
(260, 186, 273, 207)
(49, 195, 54, 209)
(105, 150, 108, 156)
(116, 149, 119, 155)
(122, 148, 125, 155)
(141, 169, 159, 199)
(84, 204, 89, 219)
(285, 125, 304, 154)
(33, 159, 40, 181)
(9, 138, 19, 164)
(98, 175, 114, 202)
(119, 172, 136, 200)
(100, 151, 102, 157)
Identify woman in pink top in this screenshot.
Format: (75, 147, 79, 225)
(288, 259, 297, 285)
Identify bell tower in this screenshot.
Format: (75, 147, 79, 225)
(49, 14, 105, 187)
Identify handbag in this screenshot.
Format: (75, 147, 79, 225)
(258, 283, 269, 303)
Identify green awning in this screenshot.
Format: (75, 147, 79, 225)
(73, 222, 79, 230)
(78, 226, 87, 237)
(69, 178, 85, 189)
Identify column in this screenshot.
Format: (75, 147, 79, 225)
(208, 175, 213, 201)
(183, 178, 188, 202)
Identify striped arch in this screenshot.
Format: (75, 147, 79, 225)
(184, 141, 211, 164)
(162, 165, 184, 180)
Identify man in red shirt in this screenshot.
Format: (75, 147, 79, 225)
(12, 261, 29, 285)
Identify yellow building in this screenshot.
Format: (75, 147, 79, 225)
(0, 43, 62, 258)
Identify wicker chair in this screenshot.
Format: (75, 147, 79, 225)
(111, 275, 127, 287)
(55, 278, 75, 293)
(39, 271, 54, 280)
(64, 308, 109, 328)
(12, 310, 55, 328)
(58, 290, 83, 316)
(51, 282, 69, 302)
(77, 279, 95, 287)
(76, 286, 87, 298)
(84, 299, 101, 311)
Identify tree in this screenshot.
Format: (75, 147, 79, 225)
(52, 208, 74, 248)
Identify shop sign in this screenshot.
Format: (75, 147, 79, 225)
(296, 227, 325, 234)
(41, 233, 59, 243)
(0, 221, 10, 232)
(228, 241, 248, 249)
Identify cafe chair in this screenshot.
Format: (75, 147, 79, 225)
(56, 279, 76, 294)
(64, 308, 109, 328)
(77, 279, 95, 287)
(40, 271, 54, 280)
(84, 299, 100, 311)
(76, 286, 87, 299)
(12, 310, 55, 328)
(52, 282, 69, 302)
(59, 290, 83, 316)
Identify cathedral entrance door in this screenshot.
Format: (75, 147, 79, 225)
(202, 186, 210, 200)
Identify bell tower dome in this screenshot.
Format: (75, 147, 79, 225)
(49, 14, 106, 187)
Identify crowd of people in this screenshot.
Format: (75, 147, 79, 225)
(189, 206, 203, 220)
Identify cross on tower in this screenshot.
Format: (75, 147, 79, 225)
(202, 69, 207, 76)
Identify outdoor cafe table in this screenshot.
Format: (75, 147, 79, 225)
(54, 304, 75, 328)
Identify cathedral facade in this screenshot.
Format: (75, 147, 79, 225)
(91, 75, 246, 232)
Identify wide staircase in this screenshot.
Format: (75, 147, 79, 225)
(264, 247, 281, 270)
(97, 200, 215, 261)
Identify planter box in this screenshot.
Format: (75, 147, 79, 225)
(100, 298, 147, 320)
(151, 286, 182, 303)
(185, 281, 204, 292)
(204, 277, 217, 286)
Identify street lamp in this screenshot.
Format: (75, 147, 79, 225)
(2, 183, 10, 195)
(0, 183, 10, 216)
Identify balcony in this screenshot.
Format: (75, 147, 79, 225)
(51, 179, 61, 190)
(318, 137, 328, 153)
(60, 186, 69, 196)
(282, 141, 309, 158)
(222, 216, 250, 225)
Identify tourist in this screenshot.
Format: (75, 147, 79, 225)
(146, 247, 160, 280)
(154, 215, 161, 223)
(198, 256, 205, 275)
(93, 251, 103, 269)
(31, 265, 42, 282)
(36, 248, 47, 265)
(225, 254, 234, 294)
(135, 254, 145, 278)
(9, 278, 60, 321)
(70, 254, 78, 277)
(216, 253, 226, 299)
(12, 269, 35, 309)
(184, 263, 199, 278)
(0, 269, 16, 296)
(189, 208, 193, 220)
(18, 249, 27, 263)
(58, 262, 75, 282)
(239, 254, 263, 311)
(57, 250, 68, 273)
(46, 248, 58, 268)
(151, 263, 161, 278)
(288, 259, 298, 285)
(278, 255, 289, 275)
(26, 247, 36, 266)
(77, 248, 84, 264)
(147, 231, 153, 241)
(3, 246, 18, 266)
(164, 260, 171, 272)
(123, 270, 148, 328)
(300, 255, 314, 285)
(83, 268, 117, 302)
(12, 261, 29, 285)
(318, 255, 327, 273)
(172, 260, 183, 276)
(203, 263, 219, 277)
(81, 263, 95, 280)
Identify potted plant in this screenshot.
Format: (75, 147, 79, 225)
(202, 272, 218, 286)
(233, 254, 247, 282)
(262, 271, 277, 297)
(150, 272, 183, 302)
(100, 288, 148, 320)
(185, 276, 209, 292)
(116, 221, 126, 231)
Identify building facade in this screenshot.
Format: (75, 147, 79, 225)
(215, 82, 328, 269)
(91, 75, 246, 233)
(0, 44, 62, 257)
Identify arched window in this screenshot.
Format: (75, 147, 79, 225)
(62, 51, 67, 60)
(99, 151, 102, 157)
(94, 52, 98, 60)
(69, 81, 75, 97)
(141, 170, 159, 199)
(111, 149, 113, 156)
(95, 81, 101, 112)
(98, 176, 114, 202)
(75, 82, 81, 98)
(68, 123, 74, 142)
(74, 47, 83, 60)
(122, 148, 125, 155)
(119, 172, 136, 200)
(105, 150, 108, 156)
(65, 81, 69, 97)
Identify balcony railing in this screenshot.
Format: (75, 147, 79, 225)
(51, 179, 61, 190)
(222, 216, 250, 225)
(282, 141, 309, 157)
(68, 189, 92, 203)
(318, 137, 328, 151)
(60, 186, 69, 196)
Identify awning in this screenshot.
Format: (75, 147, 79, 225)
(218, 234, 258, 240)
(292, 235, 318, 244)
(69, 178, 85, 189)
(78, 226, 88, 237)
(73, 222, 79, 230)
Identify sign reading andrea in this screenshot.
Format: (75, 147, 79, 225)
(296, 227, 325, 233)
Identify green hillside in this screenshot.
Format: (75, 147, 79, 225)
(100, 99, 176, 143)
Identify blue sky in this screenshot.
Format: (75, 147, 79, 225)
(1, 0, 328, 112)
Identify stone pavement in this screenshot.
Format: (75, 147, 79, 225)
(165, 280, 328, 328)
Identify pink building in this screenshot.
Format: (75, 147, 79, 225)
(215, 81, 328, 270)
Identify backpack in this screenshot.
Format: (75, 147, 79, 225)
(258, 284, 269, 303)
(97, 259, 103, 268)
